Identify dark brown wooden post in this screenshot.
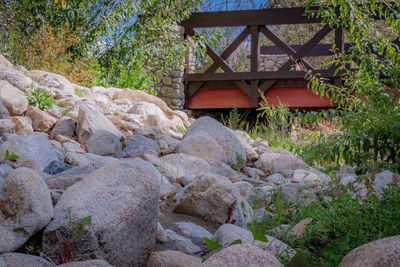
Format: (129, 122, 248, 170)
(251, 25, 260, 72)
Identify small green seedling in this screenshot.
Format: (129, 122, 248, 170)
(4, 150, 18, 161)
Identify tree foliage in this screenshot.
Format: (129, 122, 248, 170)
(303, 0, 400, 173)
(0, 0, 201, 90)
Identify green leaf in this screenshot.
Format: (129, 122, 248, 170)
(229, 239, 242, 246)
(78, 216, 92, 226)
(249, 227, 268, 243)
(203, 237, 222, 251)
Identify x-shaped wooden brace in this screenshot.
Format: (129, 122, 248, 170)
(186, 27, 259, 106)
(259, 24, 333, 92)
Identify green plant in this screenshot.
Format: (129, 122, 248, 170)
(74, 88, 86, 97)
(56, 209, 92, 264)
(221, 108, 249, 130)
(274, 186, 400, 266)
(302, 0, 400, 174)
(4, 150, 18, 161)
(26, 88, 56, 110)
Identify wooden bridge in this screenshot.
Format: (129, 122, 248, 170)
(180, 7, 348, 109)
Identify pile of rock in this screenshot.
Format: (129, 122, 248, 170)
(0, 54, 399, 266)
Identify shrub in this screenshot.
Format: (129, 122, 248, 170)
(281, 186, 400, 266)
(26, 88, 56, 111)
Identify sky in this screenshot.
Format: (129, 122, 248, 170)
(198, 0, 270, 12)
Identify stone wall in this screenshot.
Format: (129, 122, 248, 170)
(157, 27, 196, 110)
(259, 54, 289, 71)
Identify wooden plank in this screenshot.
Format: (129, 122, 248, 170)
(251, 25, 260, 72)
(184, 70, 338, 81)
(260, 43, 352, 56)
(260, 26, 314, 70)
(205, 45, 235, 73)
(206, 26, 251, 73)
(180, 7, 322, 28)
(278, 24, 333, 71)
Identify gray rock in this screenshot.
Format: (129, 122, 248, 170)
(212, 224, 253, 247)
(243, 166, 266, 180)
(0, 80, 28, 115)
(0, 168, 53, 253)
(0, 253, 54, 267)
(147, 250, 201, 267)
(25, 106, 57, 132)
(278, 183, 318, 206)
(42, 159, 160, 266)
(0, 133, 59, 170)
(45, 165, 97, 190)
(184, 116, 246, 169)
(292, 169, 324, 187)
(0, 100, 10, 119)
(43, 160, 73, 175)
(266, 173, 286, 185)
(11, 116, 33, 134)
(204, 161, 244, 182)
(372, 170, 400, 197)
(64, 151, 118, 168)
(173, 173, 253, 228)
(234, 181, 256, 204)
(255, 152, 308, 174)
(86, 130, 122, 158)
(203, 244, 283, 267)
(156, 153, 210, 184)
(123, 135, 160, 158)
(0, 65, 32, 89)
(51, 116, 76, 137)
(58, 260, 114, 267)
(165, 230, 202, 254)
(156, 222, 168, 243)
(0, 119, 14, 135)
(176, 130, 224, 164)
(339, 235, 400, 267)
(253, 208, 274, 224)
(76, 101, 124, 145)
(175, 221, 213, 240)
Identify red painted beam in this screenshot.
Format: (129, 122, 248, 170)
(187, 87, 335, 109)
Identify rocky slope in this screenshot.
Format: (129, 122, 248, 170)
(0, 55, 399, 266)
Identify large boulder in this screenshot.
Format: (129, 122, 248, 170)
(113, 89, 190, 127)
(202, 244, 283, 267)
(0, 133, 59, 170)
(75, 102, 124, 145)
(0, 253, 54, 267)
(151, 153, 210, 184)
(212, 224, 295, 261)
(173, 173, 253, 227)
(0, 168, 53, 253)
(0, 65, 32, 89)
(25, 106, 58, 132)
(255, 152, 308, 175)
(278, 183, 318, 207)
(64, 151, 118, 168)
(123, 135, 160, 158)
(42, 159, 160, 266)
(176, 131, 224, 164)
(147, 250, 201, 267)
(86, 130, 122, 158)
(0, 55, 13, 68)
(0, 80, 28, 115)
(292, 169, 325, 187)
(50, 116, 76, 137)
(339, 235, 400, 267)
(184, 117, 246, 169)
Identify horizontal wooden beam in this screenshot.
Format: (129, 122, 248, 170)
(184, 70, 339, 82)
(260, 43, 353, 56)
(180, 7, 322, 28)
